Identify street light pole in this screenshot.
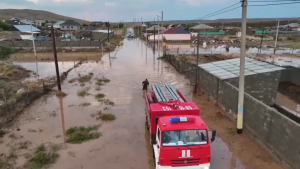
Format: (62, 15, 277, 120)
(30, 21, 36, 58)
(237, 0, 247, 134)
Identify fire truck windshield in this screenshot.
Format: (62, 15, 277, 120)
(161, 130, 208, 146)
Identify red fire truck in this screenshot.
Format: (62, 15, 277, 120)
(144, 84, 216, 169)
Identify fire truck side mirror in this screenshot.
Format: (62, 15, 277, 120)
(210, 130, 216, 143)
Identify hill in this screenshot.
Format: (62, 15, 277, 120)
(0, 9, 89, 24)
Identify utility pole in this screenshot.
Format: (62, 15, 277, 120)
(162, 11, 164, 56)
(51, 26, 61, 91)
(274, 20, 280, 54)
(194, 34, 200, 94)
(237, 0, 247, 134)
(106, 21, 110, 42)
(141, 17, 143, 37)
(30, 21, 36, 58)
(258, 27, 264, 55)
(154, 18, 156, 49)
(157, 18, 160, 57)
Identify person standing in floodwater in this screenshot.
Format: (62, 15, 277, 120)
(142, 79, 149, 90)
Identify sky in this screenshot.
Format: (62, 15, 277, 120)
(0, 0, 300, 22)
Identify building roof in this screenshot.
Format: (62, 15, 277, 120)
(199, 57, 285, 80)
(92, 30, 113, 33)
(191, 24, 215, 30)
(163, 27, 190, 34)
(146, 25, 167, 31)
(20, 19, 34, 25)
(60, 20, 81, 26)
(53, 21, 65, 28)
(13, 25, 41, 33)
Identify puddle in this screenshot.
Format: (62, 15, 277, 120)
(0, 34, 270, 169)
(13, 61, 76, 80)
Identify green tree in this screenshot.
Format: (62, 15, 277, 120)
(0, 22, 9, 31)
(118, 23, 124, 28)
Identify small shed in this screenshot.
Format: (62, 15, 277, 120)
(13, 25, 41, 40)
(198, 57, 285, 106)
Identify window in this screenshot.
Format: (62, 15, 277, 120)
(162, 130, 208, 146)
(157, 128, 160, 141)
(62, 26, 64, 28)
(67, 26, 69, 28)
(71, 26, 73, 28)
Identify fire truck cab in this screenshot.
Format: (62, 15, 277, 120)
(145, 84, 216, 169)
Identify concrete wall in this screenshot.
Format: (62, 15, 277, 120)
(164, 54, 300, 169)
(280, 67, 300, 86)
(0, 38, 109, 48)
(226, 71, 281, 106)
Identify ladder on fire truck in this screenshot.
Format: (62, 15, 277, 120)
(151, 84, 184, 103)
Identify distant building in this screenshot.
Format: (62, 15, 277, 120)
(90, 21, 104, 27)
(53, 21, 65, 29)
(190, 24, 218, 32)
(34, 20, 46, 26)
(60, 20, 81, 31)
(12, 25, 41, 40)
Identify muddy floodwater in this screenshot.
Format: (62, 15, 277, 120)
(0, 37, 284, 169)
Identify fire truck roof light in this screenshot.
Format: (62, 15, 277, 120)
(170, 117, 195, 123)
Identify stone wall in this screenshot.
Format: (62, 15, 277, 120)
(164, 54, 300, 169)
(280, 66, 300, 86)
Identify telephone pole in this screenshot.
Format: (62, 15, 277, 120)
(51, 26, 61, 91)
(194, 34, 200, 94)
(237, 0, 247, 134)
(274, 20, 280, 54)
(161, 11, 164, 55)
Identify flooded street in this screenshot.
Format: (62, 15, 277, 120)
(0, 36, 284, 169)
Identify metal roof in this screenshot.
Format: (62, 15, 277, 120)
(199, 57, 285, 80)
(191, 24, 215, 30)
(163, 27, 190, 34)
(13, 25, 41, 33)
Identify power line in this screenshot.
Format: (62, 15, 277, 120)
(198, 6, 241, 20)
(248, 1, 300, 6)
(248, 0, 300, 2)
(193, 2, 241, 20)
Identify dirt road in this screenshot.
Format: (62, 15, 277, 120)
(0, 38, 284, 169)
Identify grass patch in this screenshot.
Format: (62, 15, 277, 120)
(78, 74, 93, 83)
(35, 144, 46, 153)
(95, 77, 110, 86)
(79, 102, 91, 107)
(50, 144, 62, 152)
(65, 125, 101, 144)
(100, 113, 116, 121)
(68, 78, 76, 83)
(98, 99, 115, 106)
(26, 152, 59, 169)
(0, 159, 11, 169)
(8, 133, 17, 139)
(77, 87, 90, 97)
(95, 93, 105, 99)
(24, 143, 61, 169)
(18, 141, 32, 149)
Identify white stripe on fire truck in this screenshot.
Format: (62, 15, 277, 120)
(187, 150, 190, 157)
(182, 150, 185, 158)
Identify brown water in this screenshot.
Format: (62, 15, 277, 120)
(0, 38, 284, 169)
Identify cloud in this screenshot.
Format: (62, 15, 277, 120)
(26, 0, 92, 4)
(179, 0, 232, 6)
(105, 2, 116, 7)
(138, 11, 160, 18)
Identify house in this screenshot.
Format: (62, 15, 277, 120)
(163, 27, 191, 41)
(53, 21, 65, 29)
(12, 25, 41, 40)
(148, 27, 191, 42)
(90, 21, 104, 27)
(146, 25, 166, 33)
(190, 24, 218, 32)
(60, 20, 81, 31)
(34, 20, 46, 26)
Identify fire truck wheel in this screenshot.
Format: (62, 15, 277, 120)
(152, 148, 156, 167)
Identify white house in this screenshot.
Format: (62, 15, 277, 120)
(60, 20, 81, 31)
